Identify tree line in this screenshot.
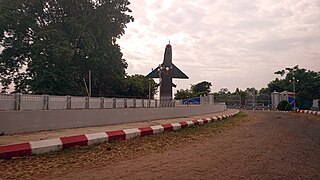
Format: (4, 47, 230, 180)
(175, 66, 320, 109)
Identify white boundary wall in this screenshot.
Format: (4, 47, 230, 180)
(0, 104, 225, 134)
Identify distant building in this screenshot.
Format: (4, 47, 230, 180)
(271, 91, 295, 110)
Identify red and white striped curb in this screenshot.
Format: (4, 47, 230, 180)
(296, 109, 320, 116)
(0, 111, 240, 159)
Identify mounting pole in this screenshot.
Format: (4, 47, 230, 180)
(89, 70, 92, 97)
(83, 78, 89, 96)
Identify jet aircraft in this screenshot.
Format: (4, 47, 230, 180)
(146, 43, 188, 101)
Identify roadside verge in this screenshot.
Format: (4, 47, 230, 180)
(0, 110, 240, 159)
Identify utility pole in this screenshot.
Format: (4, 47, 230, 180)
(253, 89, 256, 109)
(158, 65, 162, 96)
(148, 79, 151, 100)
(293, 77, 296, 109)
(290, 77, 299, 109)
(89, 70, 92, 97)
(83, 78, 89, 96)
(149, 68, 153, 100)
(158, 65, 162, 107)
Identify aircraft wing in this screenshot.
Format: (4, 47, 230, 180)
(146, 63, 188, 79)
(146, 66, 160, 78)
(172, 63, 189, 79)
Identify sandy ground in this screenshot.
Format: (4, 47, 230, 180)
(1, 110, 319, 179)
(0, 109, 236, 145)
(51, 111, 320, 179)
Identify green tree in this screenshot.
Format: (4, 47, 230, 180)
(0, 0, 134, 96)
(174, 89, 194, 100)
(259, 87, 271, 95)
(277, 100, 292, 111)
(238, 90, 247, 106)
(191, 81, 212, 94)
(125, 74, 157, 99)
(267, 78, 290, 93)
(234, 87, 240, 95)
(175, 81, 212, 100)
(245, 87, 258, 97)
(218, 88, 229, 94)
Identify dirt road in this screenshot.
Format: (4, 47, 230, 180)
(48, 111, 319, 179)
(1, 111, 319, 179)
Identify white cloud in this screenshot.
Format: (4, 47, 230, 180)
(119, 0, 320, 93)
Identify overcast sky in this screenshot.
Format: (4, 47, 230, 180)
(118, 0, 320, 93)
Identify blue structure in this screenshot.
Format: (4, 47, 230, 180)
(182, 97, 200, 105)
(288, 95, 295, 108)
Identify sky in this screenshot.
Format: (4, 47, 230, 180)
(118, 0, 320, 93)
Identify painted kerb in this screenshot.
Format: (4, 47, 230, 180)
(0, 110, 239, 159)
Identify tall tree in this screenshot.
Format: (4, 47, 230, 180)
(0, 0, 134, 96)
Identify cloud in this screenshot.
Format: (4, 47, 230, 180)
(119, 0, 320, 93)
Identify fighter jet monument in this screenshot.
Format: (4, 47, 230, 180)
(146, 43, 189, 101)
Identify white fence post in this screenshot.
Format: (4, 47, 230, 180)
(172, 100, 175, 107)
(113, 98, 116, 108)
(66, 95, 71, 109)
(100, 97, 104, 109)
(14, 93, 21, 110)
(208, 93, 214, 105)
(124, 98, 127, 108)
(85, 97, 89, 109)
(43, 94, 49, 110)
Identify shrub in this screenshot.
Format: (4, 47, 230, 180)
(285, 103, 293, 111)
(277, 100, 292, 111)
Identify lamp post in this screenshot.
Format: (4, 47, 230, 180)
(148, 68, 153, 101)
(158, 65, 162, 106)
(291, 77, 299, 109)
(89, 70, 91, 97)
(148, 79, 151, 100)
